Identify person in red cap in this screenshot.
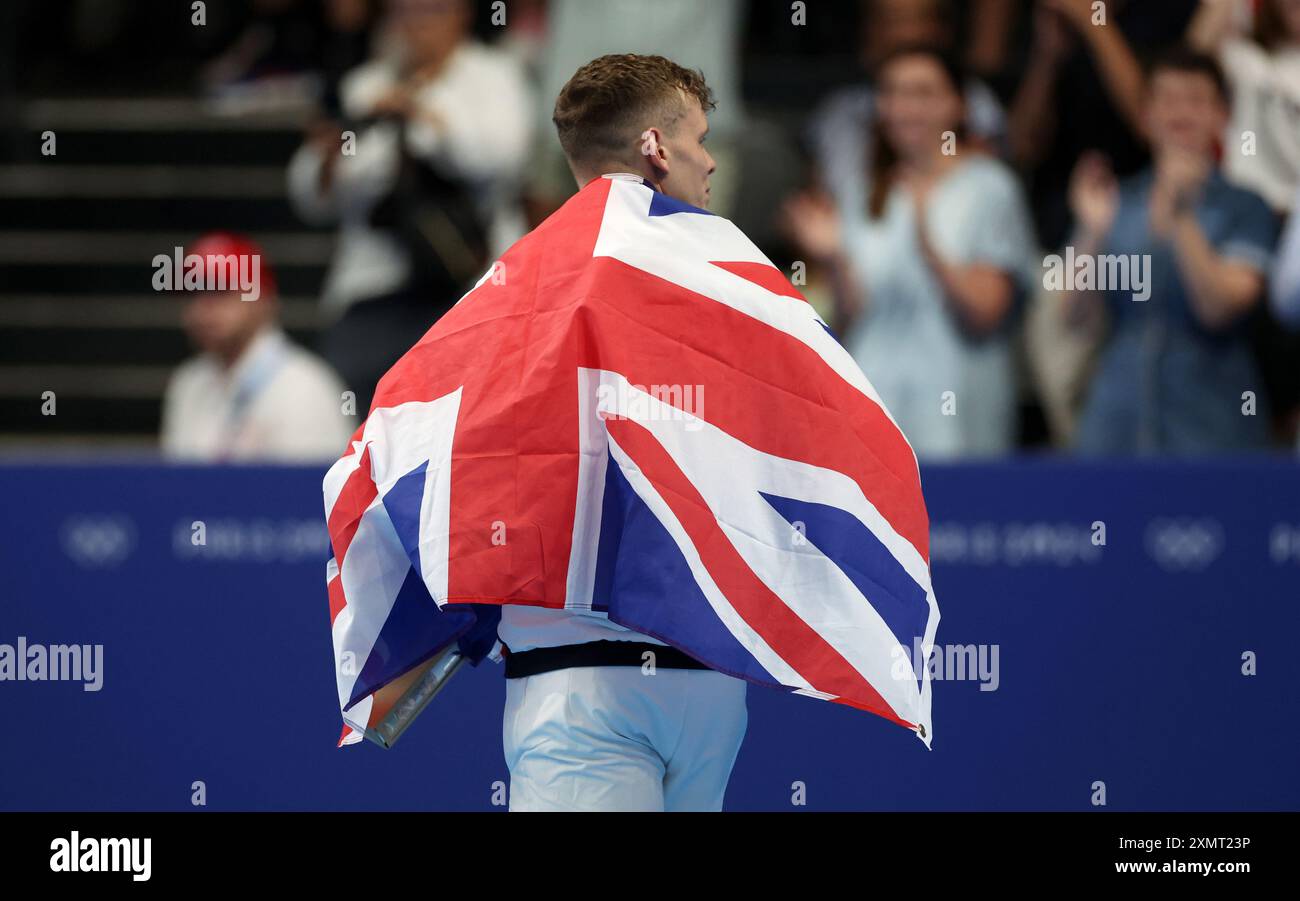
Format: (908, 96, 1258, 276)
(159, 231, 354, 462)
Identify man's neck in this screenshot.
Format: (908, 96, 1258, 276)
(589, 170, 664, 193)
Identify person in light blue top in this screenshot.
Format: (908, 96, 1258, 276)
(784, 46, 1037, 459)
(1062, 48, 1279, 455)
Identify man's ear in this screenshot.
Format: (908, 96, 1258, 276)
(640, 128, 668, 174)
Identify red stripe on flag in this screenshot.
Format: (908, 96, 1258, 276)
(328, 444, 377, 568)
(327, 573, 347, 626)
(709, 260, 805, 300)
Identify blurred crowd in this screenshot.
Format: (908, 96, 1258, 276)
(154, 0, 1300, 461)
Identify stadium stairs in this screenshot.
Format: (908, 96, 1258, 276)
(0, 97, 330, 452)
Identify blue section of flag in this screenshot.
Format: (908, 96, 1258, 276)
(647, 190, 714, 218)
(348, 463, 492, 710)
(455, 603, 502, 664)
(383, 459, 428, 578)
(760, 492, 930, 688)
(592, 451, 780, 686)
(350, 565, 476, 710)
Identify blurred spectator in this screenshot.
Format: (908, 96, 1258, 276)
(496, 0, 549, 78)
(160, 233, 353, 462)
(1022, 260, 1106, 448)
(1273, 183, 1300, 328)
(287, 0, 532, 414)
(319, 0, 383, 119)
(1270, 184, 1300, 451)
(1063, 49, 1279, 454)
(525, 0, 745, 222)
(805, 0, 1008, 218)
(1187, 0, 1300, 213)
(1269, 198, 1300, 451)
(783, 47, 1036, 459)
(1008, 0, 1199, 249)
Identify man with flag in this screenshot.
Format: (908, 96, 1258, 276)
(323, 53, 940, 812)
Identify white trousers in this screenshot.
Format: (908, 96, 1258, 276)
(503, 666, 748, 811)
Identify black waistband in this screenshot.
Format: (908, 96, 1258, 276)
(503, 640, 711, 678)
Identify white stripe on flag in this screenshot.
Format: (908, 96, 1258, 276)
(564, 368, 611, 611)
(332, 496, 408, 710)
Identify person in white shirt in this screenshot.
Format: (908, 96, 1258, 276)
(1189, 0, 1300, 213)
(287, 0, 533, 414)
(160, 232, 354, 463)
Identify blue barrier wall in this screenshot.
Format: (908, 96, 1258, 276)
(1, 460, 1297, 811)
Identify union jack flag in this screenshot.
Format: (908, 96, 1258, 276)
(323, 175, 940, 748)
